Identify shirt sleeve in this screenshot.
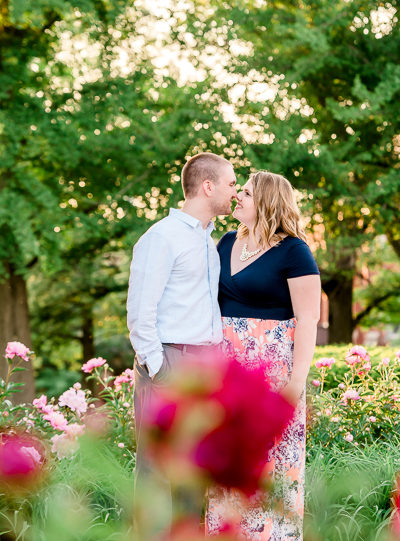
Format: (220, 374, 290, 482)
(285, 239, 320, 279)
(126, 230, 175, 377)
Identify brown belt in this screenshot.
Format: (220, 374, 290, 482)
(163, 343, 218, 355)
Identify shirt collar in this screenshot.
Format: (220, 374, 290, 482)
(169, 208, 215, 233)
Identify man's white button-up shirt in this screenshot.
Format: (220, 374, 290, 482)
(127, 208, 223, 377)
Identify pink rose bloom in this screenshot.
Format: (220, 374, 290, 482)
(342, 389, 361, 403)
(315, 357, 335, 369)
(5, 341, 31, 362)
(344, 433, 354, 442)
(58, 388, 87, 416)
(312, 379, 320, 387)
(43, 411, 68, 431)
(114, 368, 135, 392)
(345, 345, 370, 366)
(369, 416, 376, 422)
(81, 357, 107, 373)
(33, 395, 47, 410)
(382, 357, 390, 366)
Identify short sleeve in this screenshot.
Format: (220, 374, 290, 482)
(285, 239, 320, 279)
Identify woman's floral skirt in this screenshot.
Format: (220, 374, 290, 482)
(206, 317, 305, 541)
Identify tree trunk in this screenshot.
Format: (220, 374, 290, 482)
(82, 312, 95, 362)
(81, 310, 99, 396)
(323, 276, 354, 344)
(0, 263, 35, 404)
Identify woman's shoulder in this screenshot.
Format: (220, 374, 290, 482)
(281, 235, 309, 249)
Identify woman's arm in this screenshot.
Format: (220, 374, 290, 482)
(281, 274, 321, 405)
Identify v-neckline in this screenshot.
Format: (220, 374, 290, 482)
(229, 233, 287, 278)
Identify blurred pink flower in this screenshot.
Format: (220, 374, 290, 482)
(395, 350, 400, 359)
(331, 416, 340, 422)
(81, 357, 107, 373)
(5, 341, 31, 362)
(344, 433, 354, 442)
(338, 383, 345, 390)
(83, 408, 111, 437)
(325, 408, 332, 416)
(315, 357, 335, 369)
(58, 388, 87, 416)
(312, 379, 320, 387)
(65, 423, 85, 438)
(382, 357, 391, 366)
(144, 357, 294, 496)
(118, 442, 125, 448)
(43, 410, 68, 431)
(51, 433, 79, 459)
(369, 416, 376, 422)
(114, 368, 135, 392)
(194, 360, 294, 495)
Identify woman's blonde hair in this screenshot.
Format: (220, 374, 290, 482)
(237, 171, 306, 248)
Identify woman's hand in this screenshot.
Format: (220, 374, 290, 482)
(280, 379, 305, 406)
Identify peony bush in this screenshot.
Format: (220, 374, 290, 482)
(308, 346, 400, 449)
(0, 345, 135, 465)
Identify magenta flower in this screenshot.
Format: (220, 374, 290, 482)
(369, 416, 376, 422)
(5, 341, 31, 362)
(81, 357, 107, 373)
(315, 357, 335, 369)
(344, 433, 354, 442)
(0, 433, 45, 492)
(58, 388, 87, 416)
(312, 379, 321, 387)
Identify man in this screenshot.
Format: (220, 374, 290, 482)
(127, 152, 237, 535)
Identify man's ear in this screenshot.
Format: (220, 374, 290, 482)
(202, 179, 214, 197)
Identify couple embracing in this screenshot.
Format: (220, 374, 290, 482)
(127, 152, 321, 540)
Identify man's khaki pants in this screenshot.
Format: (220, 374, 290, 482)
(133, 344, 204, 538)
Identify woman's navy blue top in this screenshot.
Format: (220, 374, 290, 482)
(217, 231, 320, 320)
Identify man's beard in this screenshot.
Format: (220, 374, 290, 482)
(212, 199, 232, 217)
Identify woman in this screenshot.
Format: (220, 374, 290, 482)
(206, 171, 321, 540)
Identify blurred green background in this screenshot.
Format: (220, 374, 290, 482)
(0, 0, 399, 403)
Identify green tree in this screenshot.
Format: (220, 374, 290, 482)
(192, 0, 400, 342)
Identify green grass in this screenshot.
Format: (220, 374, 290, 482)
(305, 441, 400, 540)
